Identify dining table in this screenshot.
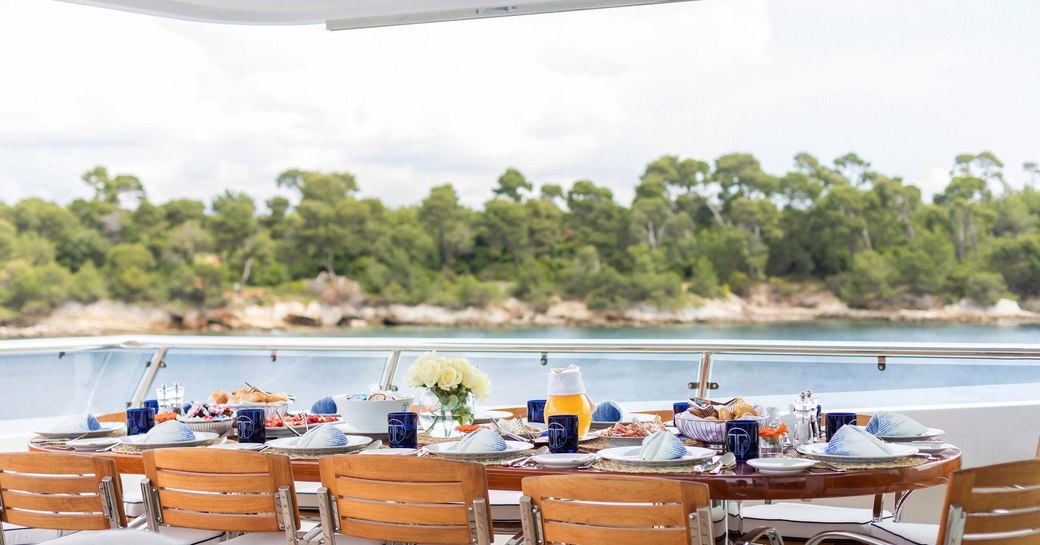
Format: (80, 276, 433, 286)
(28, 441, 961, 542)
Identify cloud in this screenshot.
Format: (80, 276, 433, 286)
(0, 0, 1037, 212)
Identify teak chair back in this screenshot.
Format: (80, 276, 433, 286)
(317, 455, 493, 545)
(95, 410, 127, 424)
(141, 449, 299, 543)
(0, 453, 124, 544)
(519, 474, 715, 545)
(806, 458, 1040, 545)
(631, 409, 674, 422)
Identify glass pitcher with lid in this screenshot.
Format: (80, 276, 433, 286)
(544, 365, 594, 437)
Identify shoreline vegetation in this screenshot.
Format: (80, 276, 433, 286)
(2, 285, 1038, 338)
(3, 151, 1040, 338)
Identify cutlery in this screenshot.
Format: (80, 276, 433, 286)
(576, 458, 598, 470)
(813, 460, 848, 472)
(710, 452, 736, 474)
(694, 455, 721, 473)
(490, 419, 531, 443)
(360, 440, 383, 451)
(501, 446, 548, 466)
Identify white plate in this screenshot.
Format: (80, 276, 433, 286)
(876, 428, 945, 442)
(746, 457, 816, 474)
(33, 423, 124, 440)
(67, 438, 120, 451)
(532, 453, 597, 469)
(265, 435, 371, 455)
(357, 448, 419, 456)
(532, 432, 598, 445)
(120, 432, 221, 450)
(902, 441, 956, 454)
(597, 446, 714, 467)
(209, 442, 266, 451)
(424, 440, 534, 461)
(796, 443, 919, 463)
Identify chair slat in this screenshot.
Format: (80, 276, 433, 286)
(542, 520, 689, 545)
(335, 476, 467, 503)
(0, 473, 98, 494)
(3, 510, 111, 531)
(154, 469, 273, 494)
(969, 487, 1040, 512)
(951, 531, 1040, 545)
(161, 508, 281, 533)
(158, 489, 276, 514)
(964, 509, 1040, 534)
(338, 496, 470, 525)
(968, 460, 1040, 488)
(0, 454, 100, 475)
(341, 518, 474, 545)
(0, 490, 102, 513)
(538, 498, 686, 527)
(149, 449, 272, 474)
(527, 474, 687, 503)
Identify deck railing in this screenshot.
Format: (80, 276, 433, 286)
(2, 335, 1040, 408)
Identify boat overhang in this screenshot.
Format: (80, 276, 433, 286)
(57, 0, 699, 29)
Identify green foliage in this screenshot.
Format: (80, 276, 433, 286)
(3, 151, 1040, 321)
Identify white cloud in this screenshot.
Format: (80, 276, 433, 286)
(0, 0, 1038, 212)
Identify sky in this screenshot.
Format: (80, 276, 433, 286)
(0, 0, 1037, 210)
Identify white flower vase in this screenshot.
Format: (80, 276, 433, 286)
(418, 389, 476, 438)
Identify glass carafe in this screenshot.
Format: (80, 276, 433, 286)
(545, 365, 594, 437)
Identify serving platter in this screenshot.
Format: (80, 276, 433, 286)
(531, 453, 597, 469)
(264, 435, 371, 455)
(796, 442, 919, 463)
(423, 440, 533, 461)
(876, 428, 945, 442)
(597, 446, 713, 467)
(597, 427, 680, 446)
(33, 423, 124, 440)
(120, 432, 221, 450)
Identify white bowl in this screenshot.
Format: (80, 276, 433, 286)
(177, 417, 234, 435)
(333, 396, 413, 434)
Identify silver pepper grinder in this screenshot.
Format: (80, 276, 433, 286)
(791, 390, 820, 448)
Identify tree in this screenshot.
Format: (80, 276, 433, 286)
(210, 191, 257, 260)
(493, 168, 533, 201)
(419, 185, 473, 271)
(81, 166, 145, 205)
(484, 198, 529, 267)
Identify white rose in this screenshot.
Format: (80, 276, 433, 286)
(472, 372, 492, 399)
(437, 366, 462, 390)
(461, 366, 481, 390)
(416, 355, 442, 388)
(406, 363, 423, 387)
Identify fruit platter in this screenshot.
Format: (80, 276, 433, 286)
(214, 382, 294, 418)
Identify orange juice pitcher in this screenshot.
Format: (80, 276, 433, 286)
(544, 365, 594, 436)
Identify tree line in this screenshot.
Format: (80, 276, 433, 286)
(2, 152, 1039, 320)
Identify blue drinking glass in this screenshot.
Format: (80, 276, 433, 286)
(126, 407, 155, 436)
(673, 401, 690, 421)
(547, 414, 579, 454)
(143, 399, 160, 413)
(388, 412, 418, 449)
(826, 412, 859, 441)
(237, 408, 267, 444)
(726, 419, 760, 462)
(527, 399, 547, 424)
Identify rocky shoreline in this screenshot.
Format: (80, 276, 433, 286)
(2, 289, 1039, 338)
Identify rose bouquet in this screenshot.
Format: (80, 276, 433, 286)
(406, 352, 492, 436)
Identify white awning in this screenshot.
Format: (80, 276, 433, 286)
(57, 0, 699, 29)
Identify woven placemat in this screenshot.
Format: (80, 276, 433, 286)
(590, 459, 706, 474)
(579, 436, 704, 453)
(797, 455, 928, 470)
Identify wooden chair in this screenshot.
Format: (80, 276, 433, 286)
(518, 474, 784, 545)
(492, 406, 528, 419)
(806, 457, 1040, 545)
(140, 449, 300, 544)
(631, 409, 674, 422)
(96, 411, 127, 424)
(316, 455, 493, 545)
(0, 453, 125, 545)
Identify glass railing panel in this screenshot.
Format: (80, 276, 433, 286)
(0, 349, 153, 424)
(392, 351, 701, 408)
(152, 349, 389, 410)
(707, 354, 1040, 410)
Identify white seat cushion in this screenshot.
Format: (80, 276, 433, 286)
(739, 503, 893, 539)
(488, 489, 523, 522)
(44, 529, 183, 544)
(47, 527, 223, 545)
(869, 521, 938, 545)
(1, 522, 61, 545)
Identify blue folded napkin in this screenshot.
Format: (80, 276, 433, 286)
(311, 396, 338, 414)
(591, 400, 623, 422)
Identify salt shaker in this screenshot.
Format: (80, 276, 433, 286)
(791, 390, 819, 447)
